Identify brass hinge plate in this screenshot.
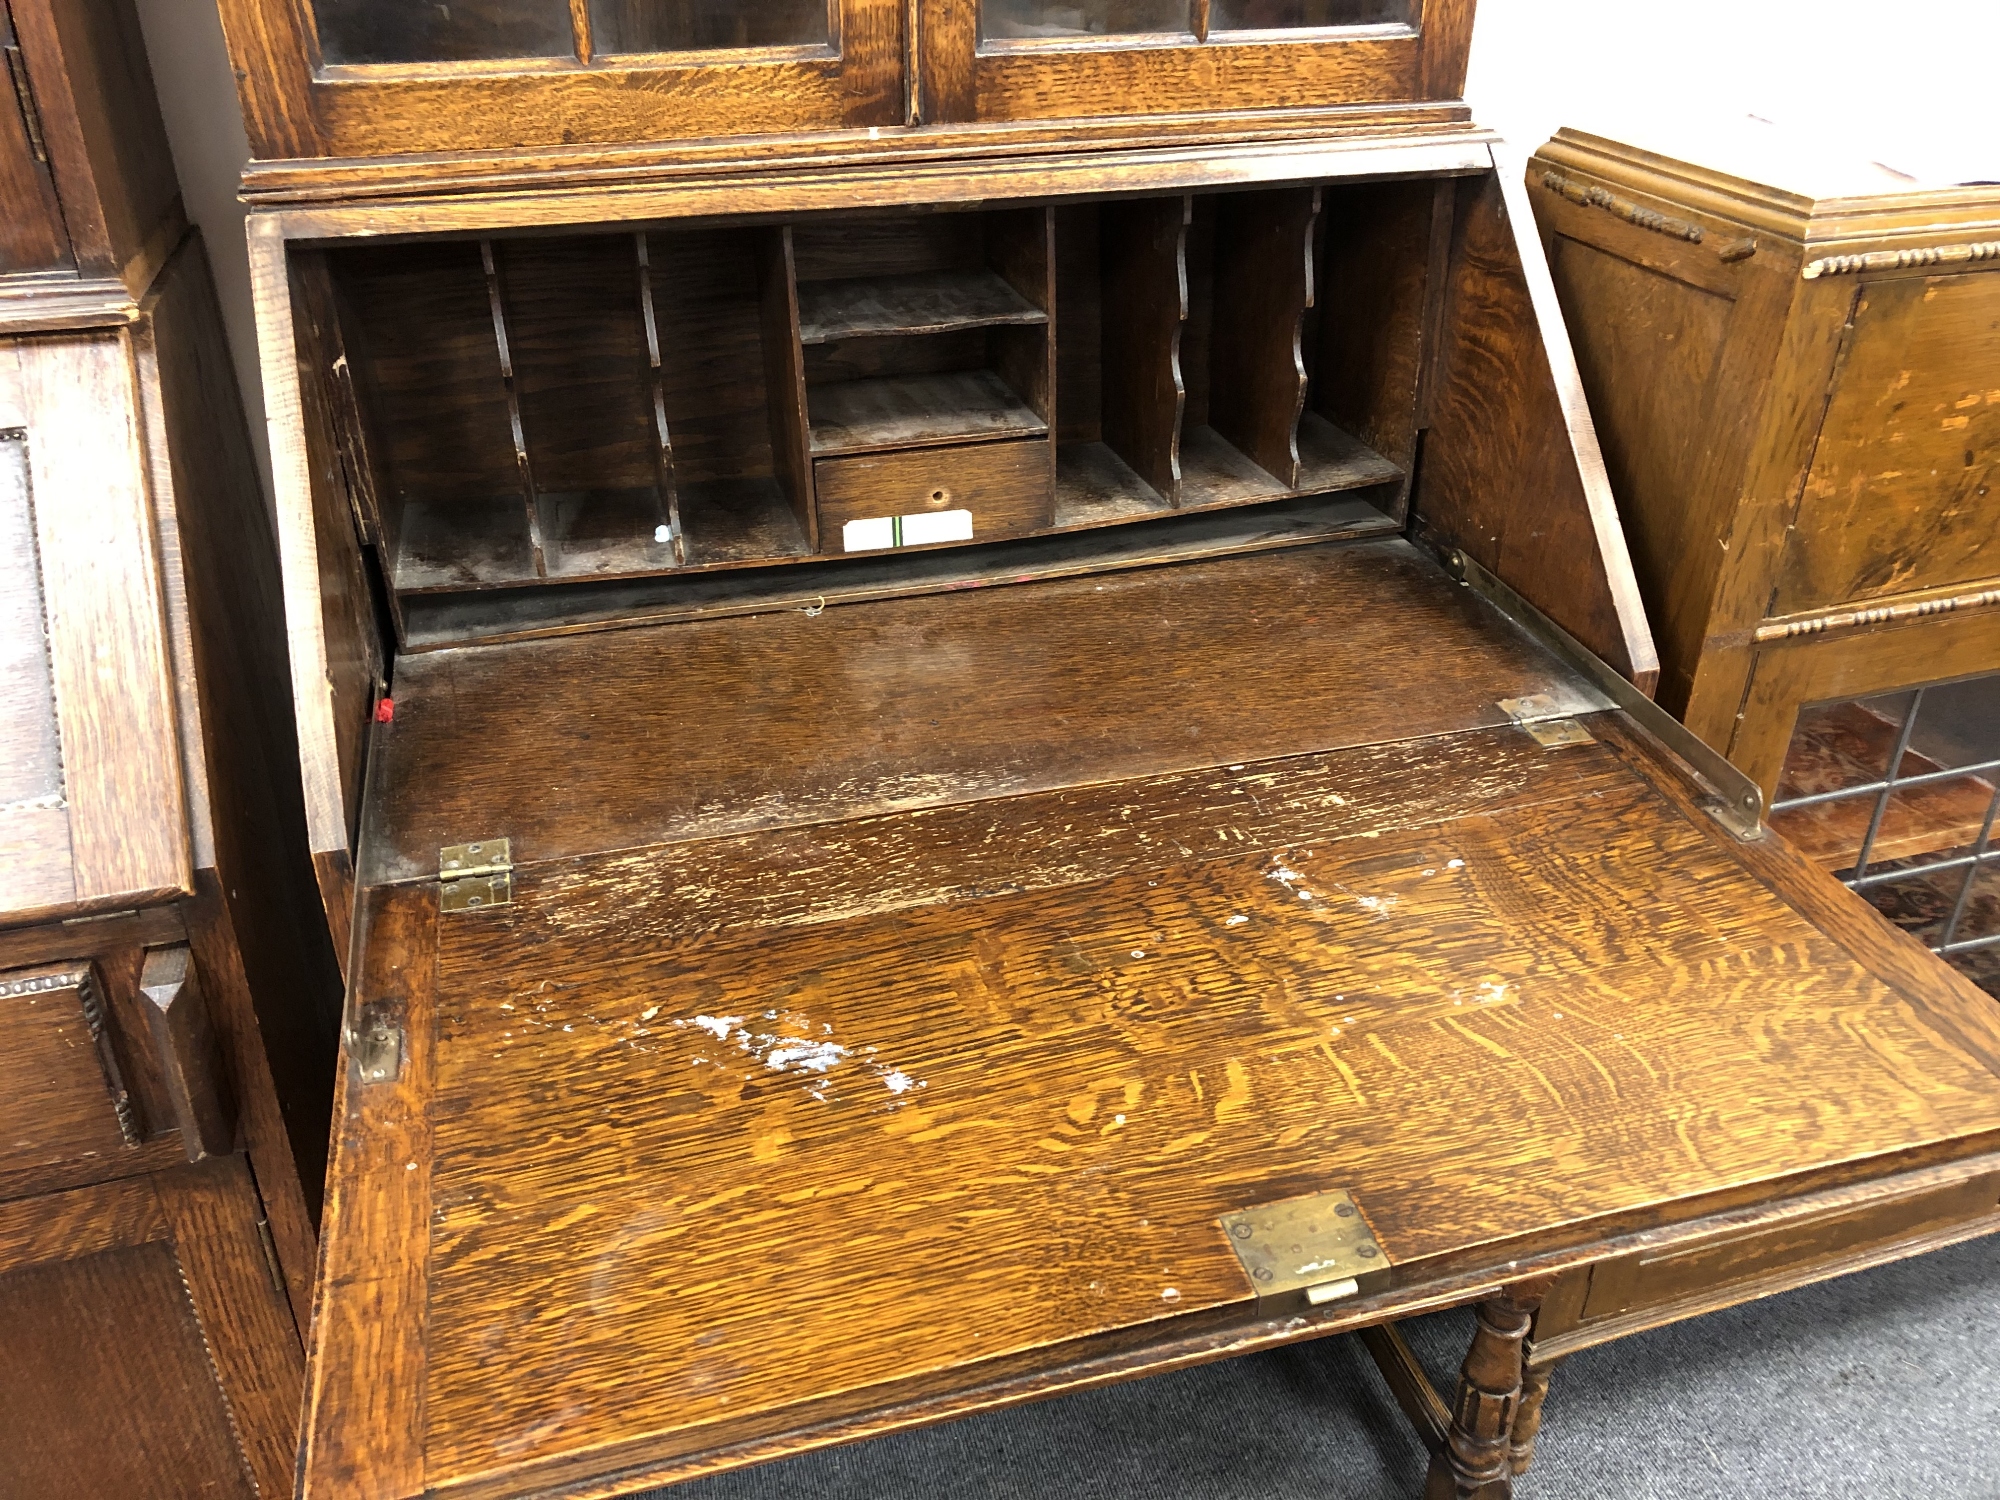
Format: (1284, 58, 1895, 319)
(1499, 697, 1597, 749)
(1220, 1187, 1391, 1310)
(439, 838, 512, 912)
(351, 1007, 403, 1084)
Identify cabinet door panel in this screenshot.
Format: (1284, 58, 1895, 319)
(0, 1161, 303, 1500)
(0, 6, 73, 275)
(1773, 270, 2000, 615)
(226, 0, 902, 156)
(924, 0, 1460, 124)
(0, 334, 191, 923)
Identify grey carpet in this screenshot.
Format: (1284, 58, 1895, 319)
(647, 1232, 2000, 1498)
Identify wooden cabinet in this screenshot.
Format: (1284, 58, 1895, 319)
(0, 1, 343, 1492)
(1525, 123, 2000, 824)
(205, 6, 2000, 1499)
(210, 0, 1473, 182)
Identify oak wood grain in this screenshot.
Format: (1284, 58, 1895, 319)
(359, 540, 1589, 884)
(1418, 160, 1657, 694)
(313, 703, 2000, 1497)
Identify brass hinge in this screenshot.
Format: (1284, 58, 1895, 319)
(1220, 1187, 1392, 1311)
(439, 838, 512, 912)
(1498, 695, 1597, 749)
(252, 1214, 285, 1295)
(350, 1003, 403, 1084)
(5, 46, 47, 164)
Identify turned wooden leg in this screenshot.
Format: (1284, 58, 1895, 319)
(1421, 1278, 1555, 1500)
(1509, 1357, 1562, 1476)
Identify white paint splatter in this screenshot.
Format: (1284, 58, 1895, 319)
(1354, 894, 1399, 918)
(1225, 914, 1248, 926)
(1447, 858, 1465, 870)
(690, 1015, 742, 1040)
(1131, 949, 1146, 959)
(639, 1006, 660, 1022)
(1161, 1287, 1181, 1301)
(884, 1070, 925, 1095)
(763, 1037, 849, 1073)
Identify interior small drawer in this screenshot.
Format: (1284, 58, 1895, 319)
(815, 440, 1053, 554)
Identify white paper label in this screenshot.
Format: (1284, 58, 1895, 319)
(841, 509, 975, 552)
(899, 508, 974, 545)
(842, 516, 897, 552)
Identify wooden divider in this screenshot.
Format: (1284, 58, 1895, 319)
(1099, 194, 1190, 504)
(1210, 185, 1321, 490)
(756, 225, 816, 551)
(478, 240, 547, 578)
(635, 234, 688, 567)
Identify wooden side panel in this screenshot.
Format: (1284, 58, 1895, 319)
(758, 226, 815, 548)
(1774, 270, 2000, 614)
(1314, 176, 1439, 472)
(0, 330, 190, 911)
(298, 886, 436, 1499)
(1539, 229, 1740, 715)
(1418, 163, 1658, 693)
(137, 237, 341, 1310)
(251, 217, 382, 884)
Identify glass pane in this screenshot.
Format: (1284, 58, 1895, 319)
(980, 0, 1191, 42)
(1210, 0, 1413, 28)
(592, 0, 831, 52)
(314, 0, 574, 65)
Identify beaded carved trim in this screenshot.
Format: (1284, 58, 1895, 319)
(1802, 241, 2000, 279)
(1755, 585, 2000, 642)
(1539, 170, 1705, 244)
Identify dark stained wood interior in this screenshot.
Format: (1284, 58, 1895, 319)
(299, 182, 1473, 648)
(358, 540, 1595, 884)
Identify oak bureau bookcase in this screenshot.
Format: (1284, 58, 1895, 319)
(205, 1, 2000, 1496)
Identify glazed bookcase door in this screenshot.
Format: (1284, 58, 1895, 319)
(227, 0, 904, 157)
(919, 0, 1471, 123)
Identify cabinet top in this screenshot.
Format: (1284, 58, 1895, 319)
(1538, 119, 2000, 249)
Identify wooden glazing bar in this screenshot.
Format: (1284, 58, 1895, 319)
(636, 233, 686, 567)
(1209, 185, 1321, 490)
(569, 0, 594, 64)
(479, 239, 547, 579)
(1100, 194, 1191, 504)
(757, 225, 816, 550)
